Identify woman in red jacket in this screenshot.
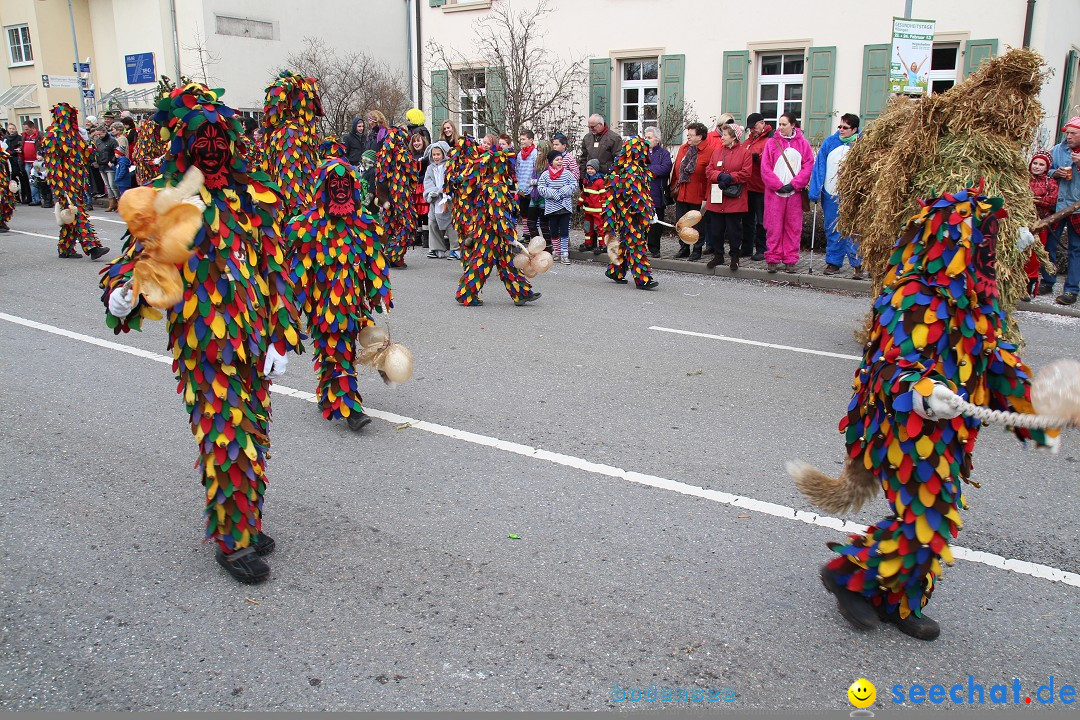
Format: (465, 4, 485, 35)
(703, 125, 753, 270)
(669, 122, 716, 261)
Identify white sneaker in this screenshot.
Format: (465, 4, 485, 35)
(560, 255, 571, 265)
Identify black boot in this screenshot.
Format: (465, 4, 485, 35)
(347, 412, 372, 432)
(877, 606, 940, 640)
(216, 547, 270, 584)
(252, 531, 276, 556)
(674, 245, 690, 259)
(688, 244, 703, 262)
(88, 246, 110, 260)
(820, 564, 879, 630)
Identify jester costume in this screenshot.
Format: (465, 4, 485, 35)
(132, 116, 167, 186)
(259, 70, 323, 220)
(454, 146, 538, 307)
(604, 136, 657, 289)
(375, 126, 419, 268)
(99, 84, 304, 584)
(286, 158, 392, 430)
(0, 146, 13, 232)
(812, 186, 1058, 639)
(39, 103, 107, 259)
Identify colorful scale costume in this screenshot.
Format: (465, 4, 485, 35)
(0, 146, 14, 229)
(445, 135, 480, 259)
(40, 103, 104, 258)
(603, 136, 656, 288)
(826, 186, 1058, 620)
(375, 126, 419, 267)
(286, 158, 392, 422)
(259, 70, 323, 220)
(454, 147, 535, 306)
(132, 116, 168, 186)
(100, 83, 303, 555)
(319, 136, 347, 163)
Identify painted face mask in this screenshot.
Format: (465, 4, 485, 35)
(325, 166, 356, 216)
(191, 122, 230, 189)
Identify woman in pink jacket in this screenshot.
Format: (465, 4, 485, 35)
(760, 113, 813, 273)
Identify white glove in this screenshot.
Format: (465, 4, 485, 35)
(1017, 226, 1036, 252)
(911, 382, 963, 420)
(262, 345, 288, 380)
(108, 286, 134, 319)
(1042, 433, 1061, 455)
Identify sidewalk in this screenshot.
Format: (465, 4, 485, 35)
(564, 229, 1080, 320)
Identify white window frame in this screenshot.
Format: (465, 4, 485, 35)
(6, 24, 34, 67)
(17, 114, 42, 131)
(618, 58, 659, 139)
(756, 51, 805, 127)
(926, 42, 960, 96)
(456, 70, 487, 140)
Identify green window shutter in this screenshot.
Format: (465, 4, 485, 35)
(429, 0, 446, 7)
(860, 43, 890, 124)
(721, 51, 749, 125)
(659, 53, 686, 132)
(485, 66, 505, 133)
(804, 46, 836, 144)
(1057, 49, 1078, 143)
(588, 58, 612, 121)
(430, 69, 449, 127)
(963, 39, 998, 78)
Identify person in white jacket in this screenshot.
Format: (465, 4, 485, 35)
(423, 140, 458, 259)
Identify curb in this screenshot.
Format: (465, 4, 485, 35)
(567, 251, 1080, 319)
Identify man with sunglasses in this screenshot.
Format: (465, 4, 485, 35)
(808, 113, 862, 279)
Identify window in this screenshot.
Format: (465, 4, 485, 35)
(17, 114, 42, 131)
(457, 70, 487, 139)
(757, 52, 804, 126)
(619, 59, 658, 137)
(926, 43, 959, 95)
(6, 24, 33, 66)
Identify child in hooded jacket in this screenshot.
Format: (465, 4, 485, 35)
(580, 159, 608, 254)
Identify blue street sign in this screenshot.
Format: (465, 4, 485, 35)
(124, 52, 156, 85)
(73, 62, 91, 73)
(82, 89, 95, 99)
(79, 77, 88, 89)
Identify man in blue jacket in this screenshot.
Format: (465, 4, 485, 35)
(808, 113, 862, 278)
(1040, 116, 1080, 305)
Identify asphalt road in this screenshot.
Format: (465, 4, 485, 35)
(1, 206, 1077, 712)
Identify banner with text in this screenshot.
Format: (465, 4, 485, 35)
(890, 17, 936, 96)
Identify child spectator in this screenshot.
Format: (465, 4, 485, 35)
(30, 159, 52, 208)
(537, 149, 577, 264)
(410, 131, 430, 248)
(580, 159, 607, 254)
(423, 140, 457, 259)
(1024, 149, 1058, 299)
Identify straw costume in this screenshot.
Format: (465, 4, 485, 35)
(40, 103, 108, 259)
(286, 158, 392, 431)
(99, 83, 304, 584)
(604, 136, 658, 289)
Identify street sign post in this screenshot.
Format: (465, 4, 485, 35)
(41, 74, 82, 89)
(72, 61, 91, 73)
(82, 89, 95, 99)
(124, 53, 156, 85)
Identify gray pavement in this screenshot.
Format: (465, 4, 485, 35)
(1, 205, 1077, 712)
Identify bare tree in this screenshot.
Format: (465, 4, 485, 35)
(656, 99, 698, 147)
(427, 0, 587, 143)
(182, 25, 220, 86)
(285, 37, 411, 137)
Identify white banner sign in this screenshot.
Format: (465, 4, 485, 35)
(890, 17, 936, 96)
(41, 74, 81, 89)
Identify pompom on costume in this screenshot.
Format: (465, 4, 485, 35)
(259, 70, 324, 220)
(790, 184, 1060, 639)
(132, 116, 168, 186)
(453, 146, 538, 306)
(0, 146, 14, 231)
(603, 136, 657, 289)
(98, 83, 304, 582)
(40, 103, 106, 259)
(285, 158, 392, 428)
(375, 126, 419, 268)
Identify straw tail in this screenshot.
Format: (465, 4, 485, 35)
(786, 458, 879, 515)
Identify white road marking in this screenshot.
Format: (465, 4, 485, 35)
(9, 229, 58, 241)
(2, 310, 1077, 590)
(89, 215, 127, 225)
(650, 325, 862, 360)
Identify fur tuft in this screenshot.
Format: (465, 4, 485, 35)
(787, 457, 879, 515)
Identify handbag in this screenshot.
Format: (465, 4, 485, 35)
(722, 183, 742, 198)
(775, 138, 811, 210)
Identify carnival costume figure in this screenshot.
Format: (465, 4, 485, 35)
(132, 116, 167, 186)
(99, 83, 304, 584)
(604, 136, 658, 290)
(286, 158, 392, 432)
(0, 146, 14, 232)
(444, 135, 480, 262)
(40, 103, 108, 259)
(259, 70, 324, 220)
(454, 146, 539, 306)
(790, 185, 1059, 640)
(375, 126, 419, 268)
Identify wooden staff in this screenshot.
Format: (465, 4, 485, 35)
(1031, 198, 1080, 231)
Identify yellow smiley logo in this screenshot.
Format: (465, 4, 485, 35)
(848, 678, 876, 709)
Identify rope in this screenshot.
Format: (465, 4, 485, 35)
(943, 392, 1069, 430)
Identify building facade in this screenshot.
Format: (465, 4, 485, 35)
(2, 0, 414, 129)
(423, 0, 1080, 147)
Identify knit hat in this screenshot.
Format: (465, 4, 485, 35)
(361, 150, 376, 164)
(1061, 116, 1080, 132)
(1029, 149, 1053, 174)
(586, 158, 600, 172)
(547, 149, 562, 165)
(746, 112, 764, 127)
